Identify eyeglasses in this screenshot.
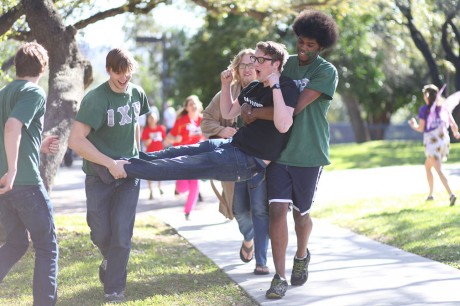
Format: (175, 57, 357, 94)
(238, 63, 255, 70)
(249, 55, 273, 64)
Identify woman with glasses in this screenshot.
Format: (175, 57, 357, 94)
(201, 48, 271, 275)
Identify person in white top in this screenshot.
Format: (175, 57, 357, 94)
(162, 101, 177, 133)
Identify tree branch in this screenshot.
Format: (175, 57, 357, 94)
(72, 0, 167, 30)
(0, 4, 24, 37)
(441, 14, 460, 66)
(396, 0, 442, 87)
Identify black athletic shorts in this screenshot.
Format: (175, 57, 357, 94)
(266, 162, 322, 215)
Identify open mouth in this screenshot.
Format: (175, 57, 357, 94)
(298, 50, 308, 59)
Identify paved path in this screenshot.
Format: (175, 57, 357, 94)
(51, 160, 460, 305)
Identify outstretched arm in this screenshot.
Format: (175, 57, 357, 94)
(68, 121, 129, 179)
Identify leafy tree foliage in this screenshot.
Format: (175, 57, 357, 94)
(328, 1, 430, 141)
(172, 13, 269, 107)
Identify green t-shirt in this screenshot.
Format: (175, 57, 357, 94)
(279, 55, 338, 167)
(75, 81, 150, 175)
(0, 80, 45, 185)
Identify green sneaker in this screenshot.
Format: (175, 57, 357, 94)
(290, 249, 310, 286)
(265, 274, 288, 299)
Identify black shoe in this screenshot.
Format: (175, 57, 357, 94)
(450, 194, 457, 206)
(185, 213, 190, 220)
(198, 192, 203, 202)
(99, 258, 107, 284)
(265, 274, 288, 299)
(290, 249, 310, 286)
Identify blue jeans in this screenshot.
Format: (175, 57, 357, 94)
(0, 184, 58, 306)
(233, 170, 269, 266)
(85, 175, 140, 294)
(125, 139, 266, 182)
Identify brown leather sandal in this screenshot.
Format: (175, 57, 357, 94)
(239, 241, 254, 263)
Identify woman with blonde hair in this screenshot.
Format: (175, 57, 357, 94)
(409, 84, 460, 206)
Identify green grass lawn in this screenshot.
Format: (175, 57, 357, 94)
(0, 214, 256, 306)
(328, 140, 460, 170)
(315, 192, 460, 269)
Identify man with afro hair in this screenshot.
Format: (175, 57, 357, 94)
(241, 9, 339, 299)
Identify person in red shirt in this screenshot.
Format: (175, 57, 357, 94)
(164, 95, 204, 219)
(141, 111, 166, 199)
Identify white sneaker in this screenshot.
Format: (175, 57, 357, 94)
(105, 291, 125, 303)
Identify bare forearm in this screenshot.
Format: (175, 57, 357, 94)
(294, 89, 322, 115)
(272, 89, 293, 133)
(69, 136, 116, 168)
(135, 123, 141, 150)
(220, 84, 239, 119)
(251, 107, 274, 120)
(4, 120, 21, 173)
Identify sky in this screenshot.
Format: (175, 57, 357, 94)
(78, 0, 205, 48)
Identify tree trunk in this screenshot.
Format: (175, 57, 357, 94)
(341, 94, 371, 143)
(367, 112, 391, 140)
(22, 0, 89, 191)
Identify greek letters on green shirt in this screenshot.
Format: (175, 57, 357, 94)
(0, 80, 45, 185)
(75, 81, 150, 175)
(279, 55, 338, 167)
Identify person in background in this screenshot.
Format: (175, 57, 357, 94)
(141, 110, 166, 199)
(201, 48, 270, 275)
(0, 42, 59, 306)
(164, 95, 204, 220)
(68, 47, 150, 303)
(138, 105, 160, 150)
(162, 101, 177, 134)
(408, 84, 459, 206)
(241, 10, 339, 299)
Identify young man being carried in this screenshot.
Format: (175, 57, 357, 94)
(100, 41, 299, 185)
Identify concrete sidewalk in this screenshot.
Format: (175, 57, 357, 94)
(51, 160, 460, 305)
